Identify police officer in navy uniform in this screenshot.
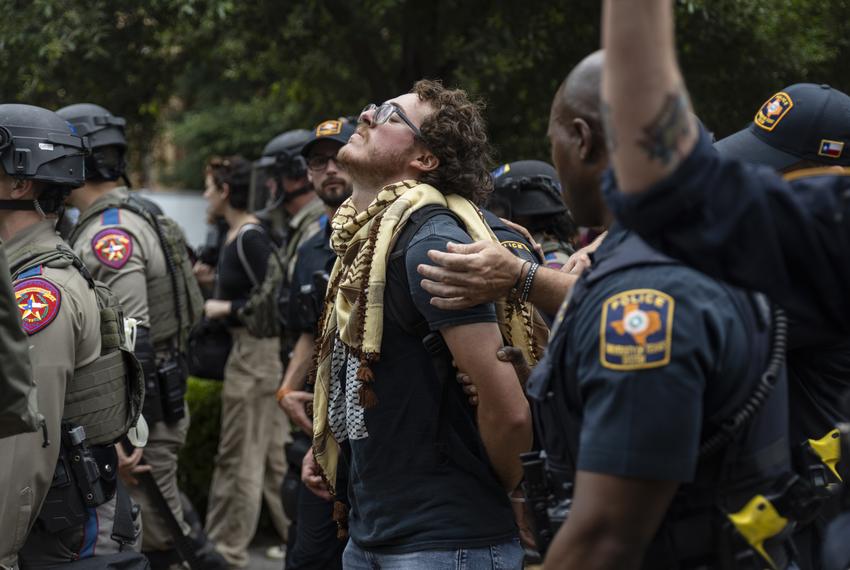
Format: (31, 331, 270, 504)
(522, 51, 802, 570)
(600, 1, 850, 336)
(712, 83, 850, 570)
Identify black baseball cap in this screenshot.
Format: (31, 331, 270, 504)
(301, 119, 356, 157)
(715, 83, 850, 169)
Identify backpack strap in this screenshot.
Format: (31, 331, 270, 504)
(235, 222, 277, 288)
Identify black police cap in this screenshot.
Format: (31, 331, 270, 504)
(301, 119, 357, 158)
(715, 84, 850, 169)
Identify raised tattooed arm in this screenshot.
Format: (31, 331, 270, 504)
(601, 0, 698, 193)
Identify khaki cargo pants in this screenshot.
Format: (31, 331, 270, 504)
(205, 328, 290, 568)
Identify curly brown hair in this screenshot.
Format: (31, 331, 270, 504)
(411, 80, 494, 205)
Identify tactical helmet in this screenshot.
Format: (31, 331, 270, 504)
(488, 160, 566, 220)
(0, 104, 87, 212)
(249, 129, 312, 212)
(56, 103, 127, 181)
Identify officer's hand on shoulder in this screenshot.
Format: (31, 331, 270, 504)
(418, 240, 523, 310)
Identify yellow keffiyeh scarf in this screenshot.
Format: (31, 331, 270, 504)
(311, 180, 540, 493)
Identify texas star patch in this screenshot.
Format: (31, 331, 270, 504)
(14, 277, 61, 335)
(92, 228, 133, 269)
(599, 288, 674, 370)
(754, 92, 793, 132)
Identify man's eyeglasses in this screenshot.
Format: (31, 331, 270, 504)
(307, 153, 340, 173)
(360, 103, 423, 139)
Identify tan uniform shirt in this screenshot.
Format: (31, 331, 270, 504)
(72, 187, 168, 329)
(0, 242, 37, 439)
(0, 220, 101, 567)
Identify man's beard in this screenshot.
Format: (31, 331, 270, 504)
(317, 178, 353, 208)
(337, 139, 414, 189)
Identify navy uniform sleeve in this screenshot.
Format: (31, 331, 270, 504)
(603, 130, 850, 332)
(405, 214, 497, 330)
(570, 269, 730, 481)
(288, 239, 317, 334)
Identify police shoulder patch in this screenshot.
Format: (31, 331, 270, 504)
(92, 227, 134, 269)
(14, 277, 61, 335)
(599, 288, 674, 371)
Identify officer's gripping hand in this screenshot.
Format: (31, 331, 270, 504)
(301, 447, 333, 501)
(418, 240, 523, 310)
(280, 390, 314, 433)
(497, 346, 532, 387)
(116, 442, 152, 486)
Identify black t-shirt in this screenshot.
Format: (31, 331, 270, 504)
(344, 213, 517, 552)
(215, 223, 274, 317)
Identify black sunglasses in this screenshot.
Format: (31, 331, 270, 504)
(360, 103, 423, 139)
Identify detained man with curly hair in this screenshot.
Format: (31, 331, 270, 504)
(305, 80, 533, 569)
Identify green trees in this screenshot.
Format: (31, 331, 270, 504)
(1, 0, 847, 189)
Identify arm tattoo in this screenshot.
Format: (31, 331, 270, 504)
(600, 101, 618, 152)
(636, 89, 692, 165)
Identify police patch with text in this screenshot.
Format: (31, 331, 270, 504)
(754, 92, 793, 132)
(599, 288, 674, 371)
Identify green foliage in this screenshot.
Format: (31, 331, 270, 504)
(1, 0, 849, 187)
(177, 376, 222, 518)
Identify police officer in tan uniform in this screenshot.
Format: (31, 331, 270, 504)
(0, 104, 146, 568)
(489, 160, 576, 270)
(58, 104, 211, 569)
(0, 243, 38, 441)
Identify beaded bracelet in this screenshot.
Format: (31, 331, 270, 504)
(519, 262, 539, 303)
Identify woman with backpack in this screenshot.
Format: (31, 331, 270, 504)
(201, 156, 290, 568)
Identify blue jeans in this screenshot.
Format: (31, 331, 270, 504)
(342, 538, 524, 569)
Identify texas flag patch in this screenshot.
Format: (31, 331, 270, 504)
(92, 228, 133, 269)
(14, 277, 61, 335)
(599, 288, 675, 371)
(818, 139, 844, 159)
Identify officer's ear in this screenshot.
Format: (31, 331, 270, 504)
(410, 151, 439, 174)
(10, 178, 36, 199)
(572, 118, 595, 163)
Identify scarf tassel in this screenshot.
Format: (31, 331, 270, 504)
(332, 500, 349, 541)
(356, 356, 379, 408)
